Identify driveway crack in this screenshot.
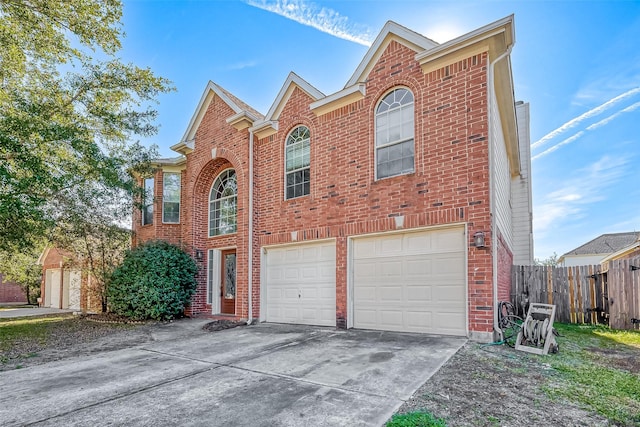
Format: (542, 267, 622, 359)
(24, 365, 218, 426)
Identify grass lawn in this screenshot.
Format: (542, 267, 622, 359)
(0, 315, 73, 350)
(0, 305, 37, 310)
(0, 314, 135, 370)
(543, 323, 640, 425)
(389, 323, 640, 427)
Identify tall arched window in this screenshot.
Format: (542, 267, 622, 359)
(209, 169, 237, 236)
(285, 125, 310, 199)
(375, 88, 415, 179)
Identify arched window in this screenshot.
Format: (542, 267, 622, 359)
(375, 88, 415, 179)
(209, 169, 237, 236)
(285, 125, 310, 199)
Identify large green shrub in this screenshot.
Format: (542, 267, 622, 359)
(108, 240, 197, 320)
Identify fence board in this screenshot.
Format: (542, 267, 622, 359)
(512, 259, 639, 330)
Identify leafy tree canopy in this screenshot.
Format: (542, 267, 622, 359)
(0, 0, 172, 251)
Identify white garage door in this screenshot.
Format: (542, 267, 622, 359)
(352, 227, 466, 335)
(49, 269, 62, 309)
(264, 241, 336, 326)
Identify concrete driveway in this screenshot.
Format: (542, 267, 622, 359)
(0, 320, 466, 426)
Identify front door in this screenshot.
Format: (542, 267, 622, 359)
(220, 249, 236, 315)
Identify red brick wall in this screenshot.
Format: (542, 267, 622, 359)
(180, 95, 251, 317)
(253, 42, 493, 332)
(497, 230, 513, 303)
(132, 41, 497, 333)
(0, 274, 27, 303)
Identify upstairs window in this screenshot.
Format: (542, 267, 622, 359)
(375, 88, 415, 179)
(209, 169, 237, 236)
(162, 172, 181, 223)
(142, 177, 154, 225)
(285, 125, 310, 199)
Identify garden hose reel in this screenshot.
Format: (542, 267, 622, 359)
(515, 303, 558, 355)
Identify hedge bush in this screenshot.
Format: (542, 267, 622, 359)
(108, 240, 197, 320)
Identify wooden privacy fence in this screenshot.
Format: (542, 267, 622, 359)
(511, 256, 640, 330)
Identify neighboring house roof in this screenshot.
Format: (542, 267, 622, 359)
(599, 236, 640, 265)
(561, 232, 640, 260)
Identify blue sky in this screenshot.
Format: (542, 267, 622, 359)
(119, 0, 640, 260)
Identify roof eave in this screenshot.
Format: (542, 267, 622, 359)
(310, 84, 366, 116)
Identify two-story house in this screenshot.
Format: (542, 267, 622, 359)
(133, 15, 533, 342)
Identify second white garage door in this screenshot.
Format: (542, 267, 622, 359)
(264, 240, 336, 327)
(352, 227, 466, 335)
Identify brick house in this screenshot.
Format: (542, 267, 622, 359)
(38, 247, 102, 312)
(0, 273, 27, 304)
(133, 15, 533, 341)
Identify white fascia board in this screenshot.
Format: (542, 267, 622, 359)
(600, 242, 640, 264)
(170, 140, 194, 155)
(37, 246, 51, 266)
(152, 156, 187, 167)
(249, 120, 279, 133)
(264, 72, 325, 121)
(180, 81, 244, 143)
(309, 84, 366, 112)
(415, 15, 514, 63)
(226, 110, 260, 125)
(345, 21, 439, 87)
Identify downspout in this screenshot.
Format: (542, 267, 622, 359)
(487, 43, 513, 341)
(247, 129, 254, 325)
(59, 261, 65, 309)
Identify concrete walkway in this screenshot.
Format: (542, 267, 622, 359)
(0, 321, 466, 426)
(0, 307, 74, 318)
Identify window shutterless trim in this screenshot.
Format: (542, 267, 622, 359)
(162, 172, 181, 224)
(284, 125, 311, 200)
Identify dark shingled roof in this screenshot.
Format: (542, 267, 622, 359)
(563, 232, 640, 256)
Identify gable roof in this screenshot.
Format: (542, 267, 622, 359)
(179, 81, 264, 145)
(263, 72, 325, 122)
(346, 21, 439, 87)
(562, 232, 640, 257)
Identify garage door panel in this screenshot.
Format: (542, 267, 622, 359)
(380, 236, 403, 255)
(405, 233, 432, 253)
(380, 310, 403, 328)
(406, 286, 432, 301)
(265, 241, 336, 327)
(353, 227, 466, 335)
(380, 260, 402, 276)
(434, 312, 466, 334)
(436, 285, 465, 302)
(378, 287, 402, 301)
(406, 311, 433, 331)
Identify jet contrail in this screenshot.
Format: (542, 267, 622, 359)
(531, 87, 640, 150)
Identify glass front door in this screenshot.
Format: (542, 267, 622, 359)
(220, 249, 236, 315)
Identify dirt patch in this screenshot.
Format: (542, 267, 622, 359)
(395, 342, 611, 427)
(587, 347, 640, 374)
(202, 319, 246, 332)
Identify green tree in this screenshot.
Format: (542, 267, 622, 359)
(535, 252, 559, 266)
(0, 0, 172, 252)
(50, 171, 146, 312)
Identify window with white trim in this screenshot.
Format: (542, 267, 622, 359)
(142, 177, 154, 225)
(375, 88, 415, 179)
(162, 172, 181, 223)
(285, 125, 310, 199)
(209, 169, 237, 236)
